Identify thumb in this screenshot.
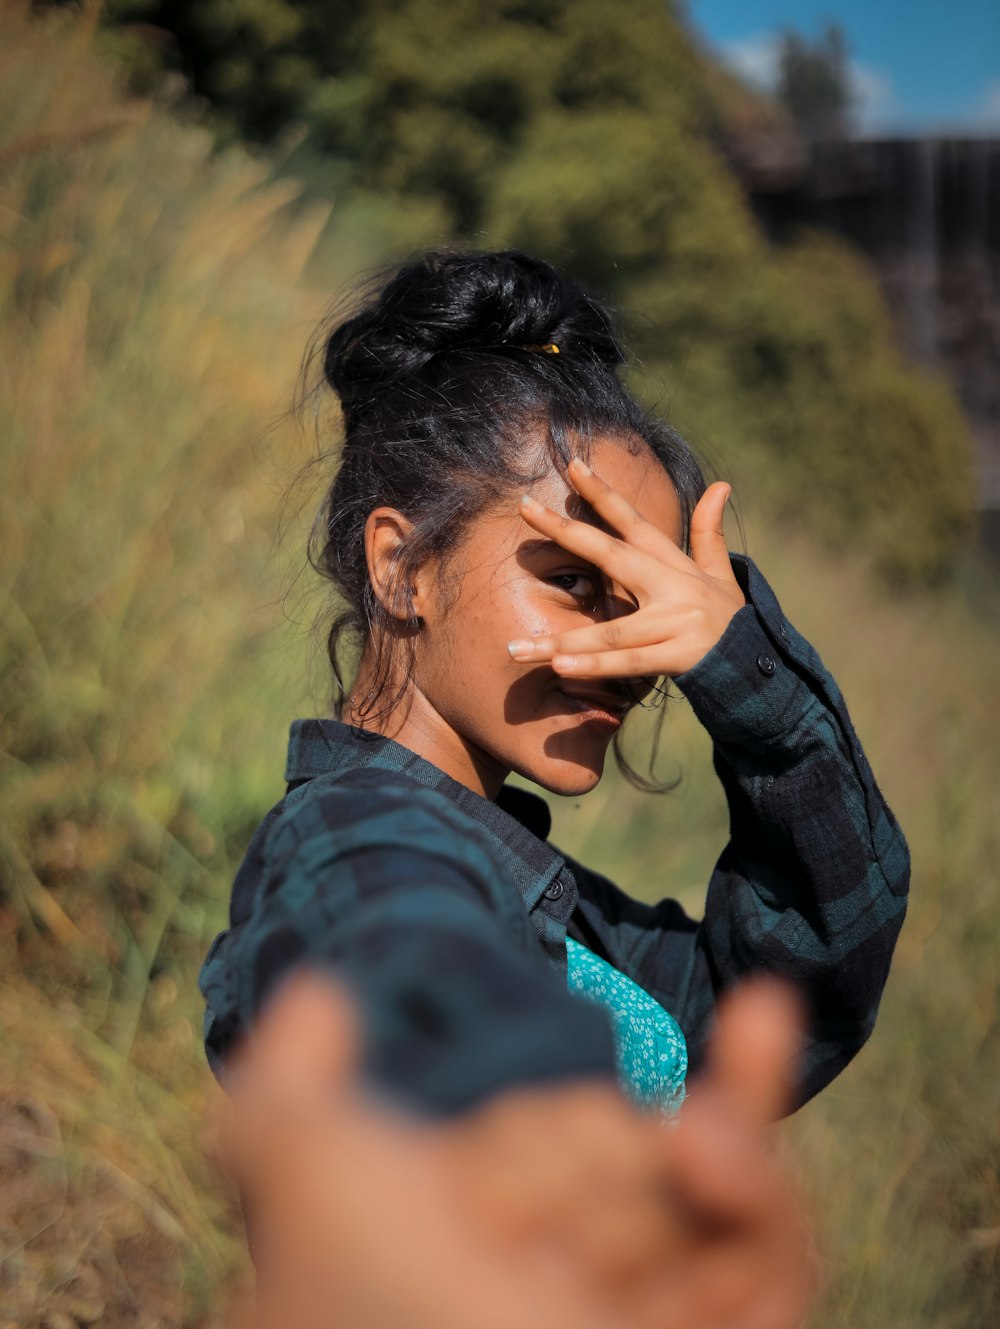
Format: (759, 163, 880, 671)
(688, 482, 733, 579)
(223, 970, 364, 1212)
(230, 968, 362, 1111)
(703, 976, 805, 1127)
(649, 978, 806, 1227)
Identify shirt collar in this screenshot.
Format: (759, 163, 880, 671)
(284, 719, 563, 894)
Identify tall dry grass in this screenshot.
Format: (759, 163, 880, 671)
(1, 4, 998, 1326)
(0, 4, 336, 1320)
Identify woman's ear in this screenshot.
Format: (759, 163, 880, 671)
(364, 508, 432, 623)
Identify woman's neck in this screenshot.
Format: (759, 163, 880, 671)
(344, 668, 509, 802)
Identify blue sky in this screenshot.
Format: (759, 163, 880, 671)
(687, 0, 1000, 133)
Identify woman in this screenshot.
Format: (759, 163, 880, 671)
(200, 248, 909, 1119)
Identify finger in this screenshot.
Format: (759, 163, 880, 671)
(647, 980, 805, 1220)
(226, 972, 365, 1229)
(230, 968, 361, 1112)
(519, 493, 650, 592)
(688, 482, 734, 581)
(704, 977, 805, 1128)
(548, 644, 678, 679)
(507, 604, 675, 662)
(655, 1091, 787, 1224)
(566, 456, 689, 568)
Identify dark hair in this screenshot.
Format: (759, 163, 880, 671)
(307, 249, 706, 791)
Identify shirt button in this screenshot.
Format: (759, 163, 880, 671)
(543, 880, 564, 901)
(779, 623, 790, 642)
(756, 653, 777, 676)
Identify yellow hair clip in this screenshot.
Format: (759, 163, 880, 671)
(524, 342, 560, 354)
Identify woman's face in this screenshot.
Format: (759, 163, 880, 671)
(362, 434, 684, 800)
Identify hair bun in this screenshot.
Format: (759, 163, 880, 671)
(323, 250, 625, 412)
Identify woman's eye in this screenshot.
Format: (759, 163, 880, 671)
(548, 573, 596, 600)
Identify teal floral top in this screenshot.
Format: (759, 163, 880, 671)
(565, 937, 687, 1114)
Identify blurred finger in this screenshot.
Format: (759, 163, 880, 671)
(649, 979, 806, 1224)
(229, 969, 361, 1117)
(704, 977, 805, 1128)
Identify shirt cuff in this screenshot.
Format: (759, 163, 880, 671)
(672, 568, 817, 747)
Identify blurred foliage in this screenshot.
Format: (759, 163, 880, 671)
(1, 3, 996, 1327)
(90, 0, 362, 143)
(0, 3, 332, 1317)
(70, 0, 975, 583)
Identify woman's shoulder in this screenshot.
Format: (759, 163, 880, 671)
(225, 767, 523, 938)
(261, 767, 504, 875)
(276, 765, 467, 833)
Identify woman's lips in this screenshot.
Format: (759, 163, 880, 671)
(555, 689, 626, 730)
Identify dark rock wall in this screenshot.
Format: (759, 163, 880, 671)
(741, 138, 1000, 516)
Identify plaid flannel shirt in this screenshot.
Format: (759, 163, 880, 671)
(200, 554, 909, 1114)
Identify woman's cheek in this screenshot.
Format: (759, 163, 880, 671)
(500, 586, 554, 643)
(525, 618, 554, 639)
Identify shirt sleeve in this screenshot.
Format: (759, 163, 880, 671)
(566, 553, 910, 1110)
(199, 771, 618, 1115)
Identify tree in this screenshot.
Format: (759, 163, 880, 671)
(53, 0, 362, 142)
(41, 0, 974, 580)
(775, 23, 853, 141)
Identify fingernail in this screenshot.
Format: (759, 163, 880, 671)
(520, 493, 543, 512)
(553, 655, 577, 670)
(570, 456, 591, 476)
(507, 640, 536, 659)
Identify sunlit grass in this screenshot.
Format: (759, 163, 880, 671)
(0, 3, 328, 1319)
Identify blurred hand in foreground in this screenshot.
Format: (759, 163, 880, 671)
(225, 973, 815, 1329)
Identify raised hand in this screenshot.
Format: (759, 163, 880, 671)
(508, 456, 745, 680)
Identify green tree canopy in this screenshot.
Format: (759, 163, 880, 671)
(81, 0, 973, 581)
